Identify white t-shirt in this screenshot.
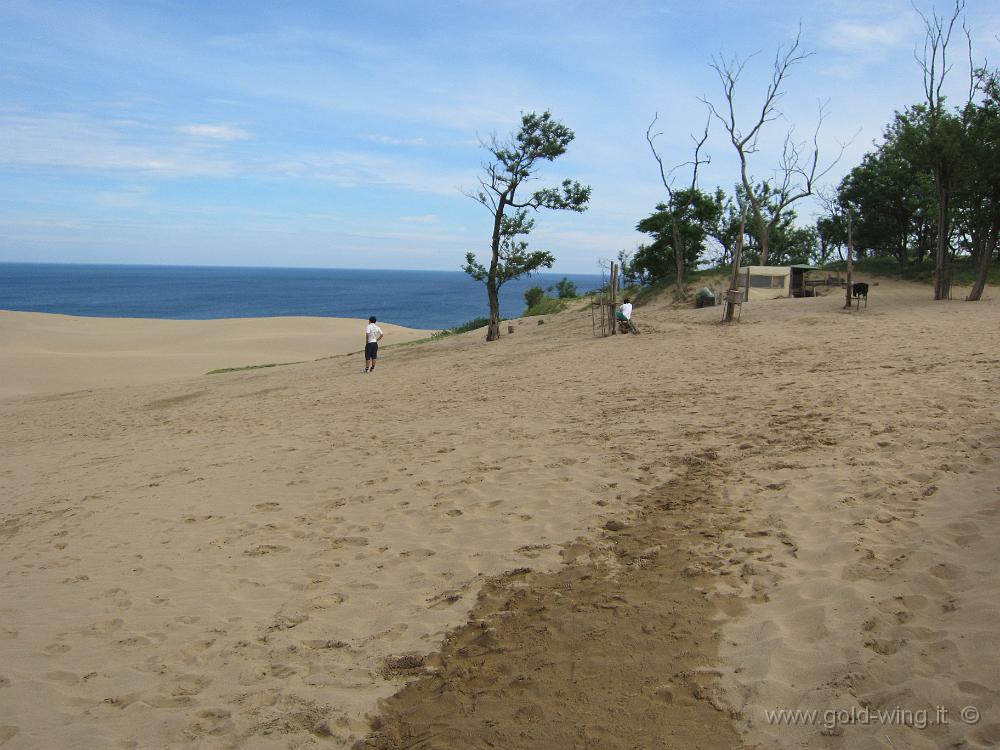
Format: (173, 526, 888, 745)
(620, 302, 633, 320)
(365, 323, 383, 343)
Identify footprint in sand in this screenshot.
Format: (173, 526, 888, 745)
(244, 544, 291, 556)
(185, 708, 235, 738)
(145, 694, 194, 708)
(267, 612, 309, 632)
(253, 502, 281, 511)
(291, 575, 331, 591)
(88, 618, 124, 635)
(427, 590, 464, 609)
(171, 675, 212, 697)
(0, 726, 20, 744)
(269, 664, 296, 679)
(42, 643, 70, 655)
(929, 562, 963, 580)
(177, 639, 216, 660)
(330, 536, 368, 549)
(365, 624, 408, 643)
(309, 593, 346, 609)
(969, 725, 1000, 746)
(116, 636, 153, 648)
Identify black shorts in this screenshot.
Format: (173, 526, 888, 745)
(365, 341, 378, 360)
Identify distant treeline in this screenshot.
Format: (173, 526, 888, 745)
(625, 58, 999, 301)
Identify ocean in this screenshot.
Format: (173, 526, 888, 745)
(0, 263, 608, 331)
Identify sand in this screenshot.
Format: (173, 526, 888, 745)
(0, 311, 432, 398)
(1, 279, 998, 749)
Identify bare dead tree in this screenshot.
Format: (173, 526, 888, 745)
(645, 111, 711, 293)
(704, 27, 845, 265)
(913, 0, 966, 300)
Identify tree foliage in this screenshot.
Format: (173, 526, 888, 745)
(633, 190, 724, 283)
(464, 111, 590, 340)
(834, 60, 1000, 298)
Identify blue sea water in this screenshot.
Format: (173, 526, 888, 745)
(0, 263, 608, 331)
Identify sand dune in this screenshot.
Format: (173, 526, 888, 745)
(0, 311, 433, 398)
(1, 280, 998, 748)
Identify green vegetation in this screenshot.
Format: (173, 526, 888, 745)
(524, 285, 545, 309)
(624, 17, 998, 301)
(207, 361, 304, 375)
(524, 295, 567, 316)
(825, 257, 1000, 288)
(446, 316, 491, 335)
(550, 277, 578, 298)
(463, 110, 591, 341)
(829, 63, 1000, 300)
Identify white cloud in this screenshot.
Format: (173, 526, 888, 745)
(0, 112, 240, 177)
(824, 20, 909, 53)
(176, 124, 252, 141)
(362, 133, 426, 146)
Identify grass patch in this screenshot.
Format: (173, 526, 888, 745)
(524, 296, 568, 316)
(821, 257, 1000, 287)
(446, 316, 491, 334)
(207, 361, 304, 375)
(391, 316, 492, 348)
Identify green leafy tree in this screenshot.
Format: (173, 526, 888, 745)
(962, 66, 1000, 300)
(837, 119, 937, 267)
(634, 190, 724, 283)
(816, 213, 847, 264)
(705, 188, 745, 268)
(464, 111, 591, 341)
(645, 113, 711, 293)
(549, 277, 578, 298)
(524, 285, 545, 309)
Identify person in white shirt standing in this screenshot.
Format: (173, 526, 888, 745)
(364, 316, 384, 373)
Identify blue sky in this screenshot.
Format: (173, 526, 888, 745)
(2, 1, 997, 273)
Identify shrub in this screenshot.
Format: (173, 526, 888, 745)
(551, 277, 578, 298)
(524, 295, 567, 316)
(524, 285, 545, 309)
(448, 317, 491, 334)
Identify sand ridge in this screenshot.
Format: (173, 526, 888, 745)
(0, 310, 433, 397)
(1, 279, 998, 748)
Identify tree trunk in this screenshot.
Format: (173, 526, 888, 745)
(485, 198, 506, 341)
(759, 223, 771, 266)
(724, 213, 747, 322)
(967, 218, 999, 301)
(672, 221, 686, 296)
(933, 171, 951, 301)
(486, 276, 501, 341)
(844, 210, 854, 309)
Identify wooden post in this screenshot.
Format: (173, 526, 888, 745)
(609, 262, 618, 335)
(844, 209, 854, 309)
(723, 210, 747, 323)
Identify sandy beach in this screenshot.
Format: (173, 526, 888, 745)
(1, 279, 998, 749)
(0, 312, 433, 398)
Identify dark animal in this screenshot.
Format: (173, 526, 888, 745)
(852, 282, 869, 300)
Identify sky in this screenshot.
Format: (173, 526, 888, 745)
(1, 0, 997, 273)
